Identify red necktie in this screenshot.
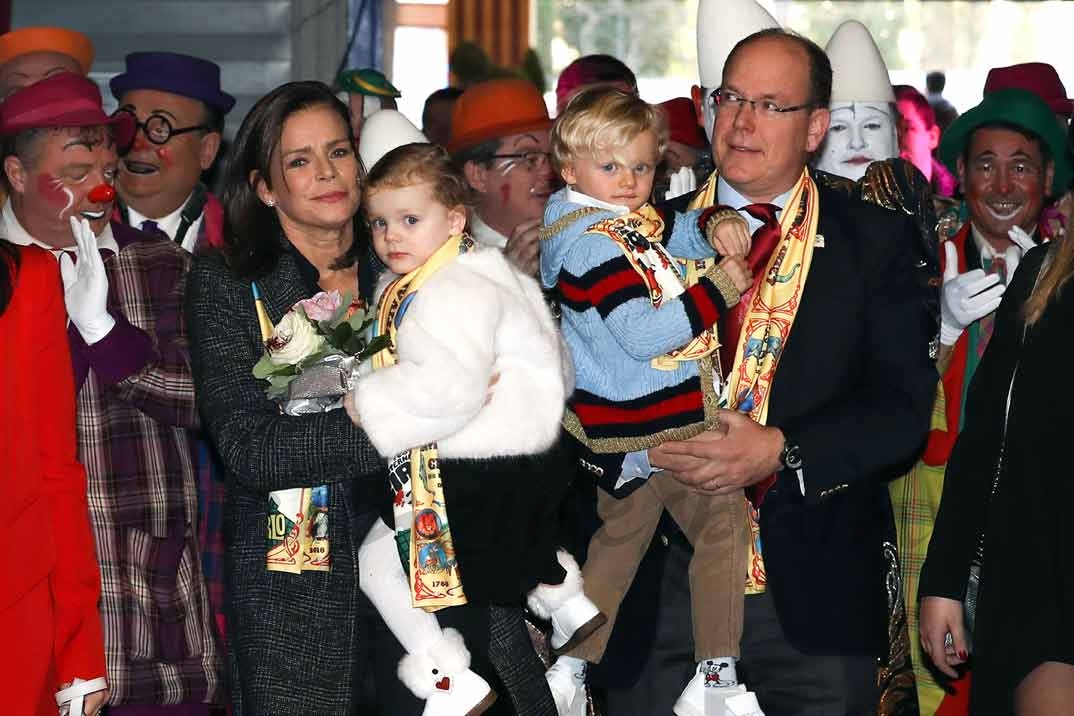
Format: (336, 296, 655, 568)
(716, 204, 782, 508)
(718, 203, 782, 377)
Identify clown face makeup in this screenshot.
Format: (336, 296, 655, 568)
(959, 126, 1053, 251)
(117, 89, 220, 220)
(6, 126, 118, 248)
(471, 131, 556, 236)
(815, 102, 897, 181)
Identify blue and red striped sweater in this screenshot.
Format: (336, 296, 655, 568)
(539, 188, 741, 452)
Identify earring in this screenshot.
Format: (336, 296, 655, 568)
(265, 199, 275, 207)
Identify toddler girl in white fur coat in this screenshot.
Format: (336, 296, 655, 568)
(345, 142, 600, 716)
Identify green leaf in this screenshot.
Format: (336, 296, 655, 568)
(326, 291, 353, 329)
(341, 334, 365, 355)
(265, 373, 294, 399)
(251, 352, 275, 379)
(359, 334, 390, 359)
(328, 321, 355, 350)
(347, 307, 370, 331)
(252, 351, 300, 380)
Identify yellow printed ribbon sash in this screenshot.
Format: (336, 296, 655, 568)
(252, 282, 332, 574)
(369, 234, 472, 610)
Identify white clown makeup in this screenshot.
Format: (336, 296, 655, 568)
(815, 102, 898, 181)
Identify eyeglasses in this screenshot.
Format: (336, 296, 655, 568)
(113, 109, 210, 145)
(712, 88, 814, 118)
(490, 151, 551, 171)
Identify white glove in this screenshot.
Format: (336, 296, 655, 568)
(1004, 225, 1046, 285)
(939, 241, 1005, 346)
(59, 216, 115, 344)
(1003, 245, 1022, 284)
(1007, 224, 1040, 252)
(665, 166, 697, 201)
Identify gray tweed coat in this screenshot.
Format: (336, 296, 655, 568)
(187, 249, 385, 715)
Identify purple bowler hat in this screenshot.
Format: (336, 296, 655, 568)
(110, 51, 236, 114)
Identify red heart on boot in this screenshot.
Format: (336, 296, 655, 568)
(435, 676, 452, 692)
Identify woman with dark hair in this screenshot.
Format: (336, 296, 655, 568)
(185, 81, 387, 713)
(1, 240, 109, 715)
(919, 234, 1074, 712)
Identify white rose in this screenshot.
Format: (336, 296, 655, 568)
(267, 310, 326, 366)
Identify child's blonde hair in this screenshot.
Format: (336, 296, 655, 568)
(363, 142, 474, 211)
(551, 86, 668, 170)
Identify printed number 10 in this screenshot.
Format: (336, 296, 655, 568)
(267, 513, 288, 539)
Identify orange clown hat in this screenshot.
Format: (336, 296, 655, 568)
(0, 27, 95, 74)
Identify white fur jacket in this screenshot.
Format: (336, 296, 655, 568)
(355, 246, 571, 460)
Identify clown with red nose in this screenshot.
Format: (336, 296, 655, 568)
(0, 71, 225, 711)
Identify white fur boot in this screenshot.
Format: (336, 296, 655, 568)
(397, 628, 497, 716)
(527, 550, 606, 655)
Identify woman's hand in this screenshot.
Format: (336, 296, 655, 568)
(919, 596, 970, 678)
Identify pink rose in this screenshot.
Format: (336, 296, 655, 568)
(298, 290, 342, 322)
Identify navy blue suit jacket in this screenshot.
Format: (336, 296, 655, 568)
(579, 171, 936, 676)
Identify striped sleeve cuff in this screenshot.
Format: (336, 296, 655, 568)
(681, 264, 738, 335)
(698, 205, 748, 256)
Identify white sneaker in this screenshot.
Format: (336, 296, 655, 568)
(422, 668, 498, 716)
(725, 690, 764, 716)
(545, 656, 588, 716)
(674, 667, 759, 716)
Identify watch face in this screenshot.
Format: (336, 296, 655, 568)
(783, 445, 803, 469)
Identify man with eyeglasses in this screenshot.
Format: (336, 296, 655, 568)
(587, 26, 935, 716)
(109, 54, 233, 704)
(111, 52, 233, 254)
(449, 78, 557, 276)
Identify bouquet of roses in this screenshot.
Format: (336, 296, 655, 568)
(252, 289, 388, 415)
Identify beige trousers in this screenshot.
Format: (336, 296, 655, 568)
(569, 472, 748, 663)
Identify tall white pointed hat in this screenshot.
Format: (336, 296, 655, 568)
(697, 0, 780, 88)
(825, 20, 894, 103)
(358, 109, 428, 172)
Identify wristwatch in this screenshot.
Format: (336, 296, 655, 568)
(779, 440, 803, 470)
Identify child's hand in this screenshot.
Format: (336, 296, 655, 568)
(719, 255, 753, 294)
(344, 391, 361, 426)
(705, 210, 751, 257)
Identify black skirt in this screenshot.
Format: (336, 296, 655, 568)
(437, 434, 574, 604)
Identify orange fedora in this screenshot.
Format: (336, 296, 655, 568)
(0, 27, 95, 74)
(448, 78, 551, 154)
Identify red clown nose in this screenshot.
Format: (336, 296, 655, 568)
(88, 184, 116, 203)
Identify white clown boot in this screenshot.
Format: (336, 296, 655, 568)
(397, 628, 497, 716)
(527, 550, 606, 655)
(673, 659, 764, 716)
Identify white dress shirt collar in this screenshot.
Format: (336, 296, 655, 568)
(470, 212, 510, 249)
(565, 187, 630, 215)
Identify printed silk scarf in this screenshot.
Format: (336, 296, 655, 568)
(689, 168, 819, 593)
